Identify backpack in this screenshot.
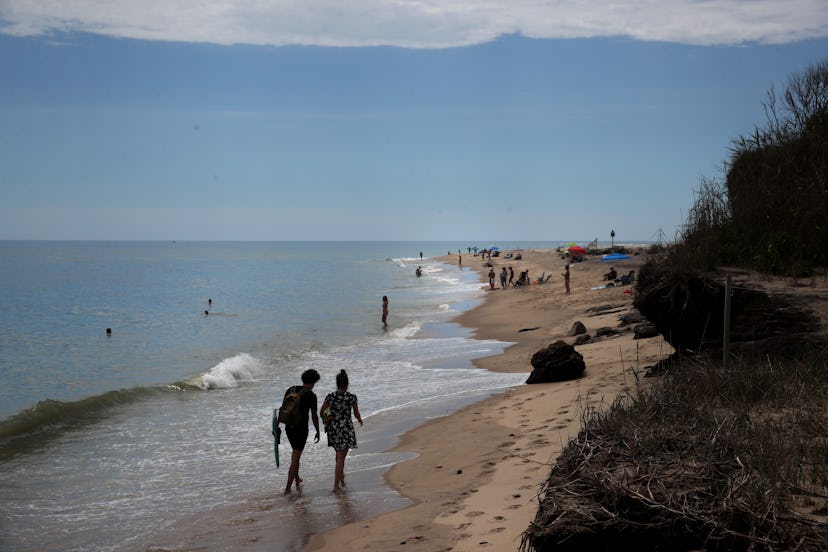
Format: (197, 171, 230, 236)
(278, 386, 308, 427)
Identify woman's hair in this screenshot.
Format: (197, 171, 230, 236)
(301, 369, 321, 384)
(336, 369, 349, 389)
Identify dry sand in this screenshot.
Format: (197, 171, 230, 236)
(306, 248, 674, 551)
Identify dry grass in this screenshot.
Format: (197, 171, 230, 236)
(522, 353, 828, 551)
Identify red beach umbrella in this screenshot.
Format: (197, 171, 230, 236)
(567, 245, 586, 255)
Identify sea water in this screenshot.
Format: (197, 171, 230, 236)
(0, 241, 559, 551)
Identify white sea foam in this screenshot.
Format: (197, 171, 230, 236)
(195, 353, 264, 389)
(388, 321, 422, 339)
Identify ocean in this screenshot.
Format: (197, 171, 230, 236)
(0, 241, 552, 551)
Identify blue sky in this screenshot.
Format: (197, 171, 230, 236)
(1, 2, 827, 242)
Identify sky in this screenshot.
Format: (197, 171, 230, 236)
(1, 1, 827, 243)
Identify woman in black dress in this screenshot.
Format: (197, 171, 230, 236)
(320, 369, 363, 493)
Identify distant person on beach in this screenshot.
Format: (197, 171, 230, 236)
(488, 267, 496, 289)
(282, 369, 321, 495)
(419, 251, 423, 260)
(208, 298, 212, 306)
(515, 270, 530, 287)
(382, 295, 389, 328)
(321, 369, 363, 493)
(458, 255, 462, 266)
(500, 267, 508, 288)
(509, 267, 515, 287)
(562, 265, 571, 295)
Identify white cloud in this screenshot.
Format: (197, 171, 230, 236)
(1, 0, 826, 47)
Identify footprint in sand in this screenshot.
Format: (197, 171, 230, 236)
(499, 441, 516, 448)
(467, 511, 485, 517)
(489, 527, 507, 534)
(494, 515, 505, 521)
(228, 517, 256, 526)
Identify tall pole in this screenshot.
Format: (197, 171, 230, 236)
(723, 276, 732, 369)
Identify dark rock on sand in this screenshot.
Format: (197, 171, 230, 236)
(595, 327, 620, 338)
(633, 322, 659, 339)
(527, 341, 585, 384)
(618, 310, 645, 327)
(567, 321, 587, 336)
(574, 334, 591, 346)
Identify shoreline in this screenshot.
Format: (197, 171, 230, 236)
(306, 248, 674, 551)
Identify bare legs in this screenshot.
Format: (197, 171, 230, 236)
(284, 449, 303, 495)
(333, 449, 349, 493)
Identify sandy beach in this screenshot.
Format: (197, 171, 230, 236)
(306, 248, 673, 551)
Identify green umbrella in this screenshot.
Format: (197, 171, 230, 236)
(271, 409, 281, 468)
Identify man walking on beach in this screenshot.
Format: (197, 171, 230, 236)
(562, 265, 571, 295)
(382, 295, 389, 328)
(281, 369, 321, 495)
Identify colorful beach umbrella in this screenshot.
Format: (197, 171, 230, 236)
(568, 245, 586, 255)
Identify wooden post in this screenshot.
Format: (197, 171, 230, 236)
(723, 276, 732, 369)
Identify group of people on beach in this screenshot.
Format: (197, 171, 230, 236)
(279, 368, 363, 495)
(486, 266, 520, 289)
(485, 264, 548, 289)
(482, 256, 571, 295)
